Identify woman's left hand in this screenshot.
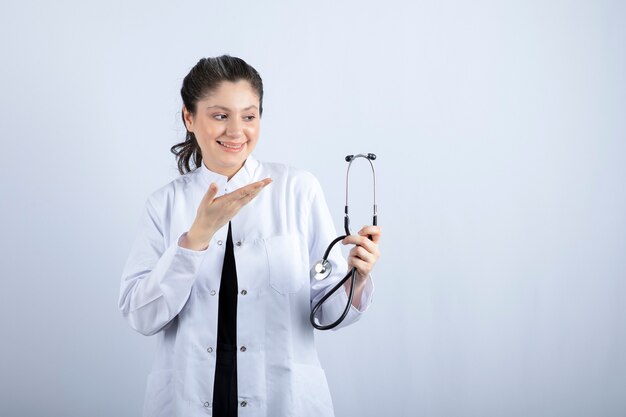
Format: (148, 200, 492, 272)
(342, 225, 382, 280)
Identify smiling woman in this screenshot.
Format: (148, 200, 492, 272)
(118, 55, 381, 417)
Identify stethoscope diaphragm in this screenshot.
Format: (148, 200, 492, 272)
(311, 259, 332, 281)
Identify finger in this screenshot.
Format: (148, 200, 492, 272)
(226, 178, 273, 213)
(231, 178, 273, 201)
(348, 257, 371, 278)
(350, 245, 376, 264)
(239, 180, 271, 202)
(346, 241, 379, 266)
(242, 178, 273, 196)
(201, 182, 219, 205)
(358, 225, 381, 236)
(342, 234, 379, 254)
(214, 179, 271, 208)
(358, 225, 382, 243)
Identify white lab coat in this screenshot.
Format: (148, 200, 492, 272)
(118, 155, 374, 417)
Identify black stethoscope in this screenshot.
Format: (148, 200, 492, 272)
(309, 153, 378, 330)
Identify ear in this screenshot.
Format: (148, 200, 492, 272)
(182, 105, 194, 132)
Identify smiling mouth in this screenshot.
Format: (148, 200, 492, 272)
(217, 141, 246, 149)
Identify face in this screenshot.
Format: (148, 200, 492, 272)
(183, 80, 261, 179)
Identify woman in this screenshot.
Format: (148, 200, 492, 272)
(118, 55, 381, 417)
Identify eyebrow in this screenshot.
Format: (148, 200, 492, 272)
(206, 105, 258, 111)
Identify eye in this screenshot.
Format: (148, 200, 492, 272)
(213, 114, 227, 121)
(243, 115, 256, 121)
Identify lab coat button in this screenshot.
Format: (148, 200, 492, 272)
(240, 289, 247, 295)
(217, 240, 223, 246)
(235, 241, 242, 246)
(207, 347, 213, 353)
(203, 401, 210, 408)
(240, 400, 248, 407)
(240, 346, 247, 352)
(210, 290, 216, 296)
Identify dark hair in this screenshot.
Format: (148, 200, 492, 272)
(170, 55, 264, 174)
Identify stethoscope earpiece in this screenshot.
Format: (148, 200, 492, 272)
(346, 153, 376, 162)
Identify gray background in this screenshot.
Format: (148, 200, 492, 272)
(1, 1, 625, 416)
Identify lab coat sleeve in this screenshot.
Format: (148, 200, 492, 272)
(306, 175, 374, 331)
(118, 197, 208, 336)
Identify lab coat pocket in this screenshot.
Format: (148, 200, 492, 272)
(143, 369, 177, 417)
(293, 364, 335, 417)
(264, 234, 307, 294)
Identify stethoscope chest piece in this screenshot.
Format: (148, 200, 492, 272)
(311, 259, 332, 281)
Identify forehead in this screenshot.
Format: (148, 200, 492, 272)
(203, 80, 259, 104)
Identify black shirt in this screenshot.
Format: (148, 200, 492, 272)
(216, 221, 238, 348)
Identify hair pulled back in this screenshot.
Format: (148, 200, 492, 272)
(170, 55, 264, 174)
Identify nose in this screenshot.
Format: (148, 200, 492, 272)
(226, 118, 243, 138)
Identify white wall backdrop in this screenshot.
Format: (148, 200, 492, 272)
(1, 1, 625, 416)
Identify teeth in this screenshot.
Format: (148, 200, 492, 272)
(218, 141, 244, 149)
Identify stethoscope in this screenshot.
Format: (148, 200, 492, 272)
(309, 153, 377, 330)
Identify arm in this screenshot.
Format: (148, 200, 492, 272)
(118, 179, 272, 336)
(118, 197, 208, 336)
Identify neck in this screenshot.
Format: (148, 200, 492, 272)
(203, 161, 245, 181)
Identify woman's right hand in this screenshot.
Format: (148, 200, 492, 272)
(180, 178, 273, 250)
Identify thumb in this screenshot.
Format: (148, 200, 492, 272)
(203, 182, 219, 204)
